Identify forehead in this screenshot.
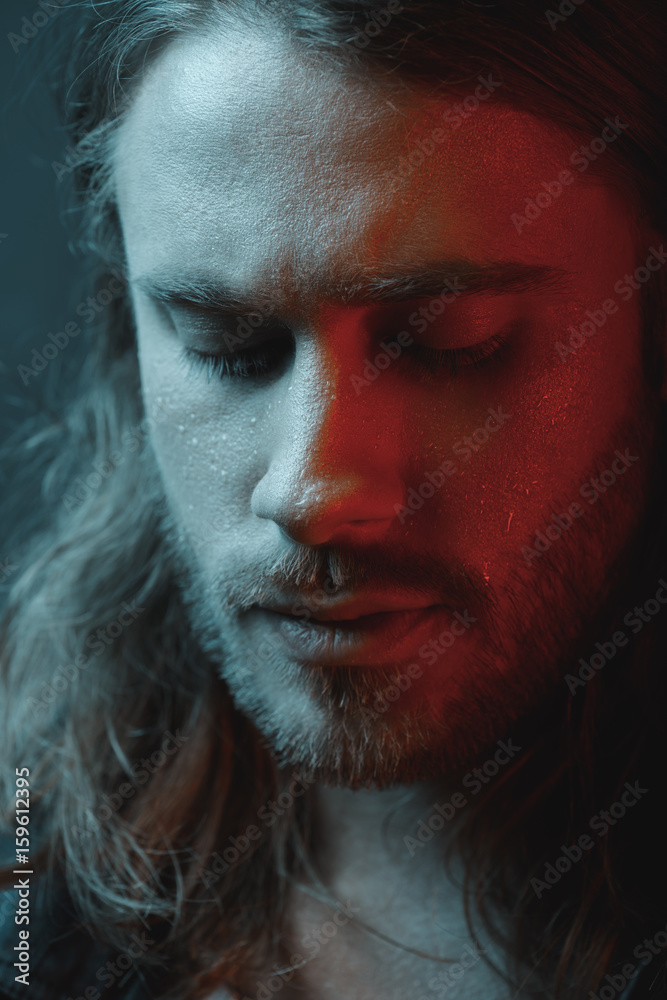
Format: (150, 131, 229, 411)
(113, 19, 636, 309)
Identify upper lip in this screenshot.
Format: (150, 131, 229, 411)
(256, 593, 445, 622)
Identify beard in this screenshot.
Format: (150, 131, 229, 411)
(148, 380, 660, 791)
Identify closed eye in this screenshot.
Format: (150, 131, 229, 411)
(177, 331, 510, 382)
(177, 339, 292, 380)
(411, 332, 510, 377)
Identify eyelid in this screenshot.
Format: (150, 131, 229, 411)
(413, 313, 522, 349)
(413, 331, 510, 377)
(162, 293, 521, 351)
(169, 302, 278, 326)
(177, 341, 290, 381)
(177, 328, 511, 383)
(169, 310, 291, 354)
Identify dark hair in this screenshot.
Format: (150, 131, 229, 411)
(1, 2, 667, 997)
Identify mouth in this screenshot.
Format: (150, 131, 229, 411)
(247, 599, 473, 668)
(257, 593, 446, 622)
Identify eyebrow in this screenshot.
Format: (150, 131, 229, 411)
(132, 259, 571, 315)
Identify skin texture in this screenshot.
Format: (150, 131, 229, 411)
(112, 20, 665, 998)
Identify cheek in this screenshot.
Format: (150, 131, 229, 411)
(136, 314, 268, 541)
(405, 299, 645, 570)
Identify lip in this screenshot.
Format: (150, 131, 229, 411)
(248, 603, 469, 667)
(258, 593, 444, 622)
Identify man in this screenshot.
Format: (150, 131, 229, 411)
(1, 1, 666, 998)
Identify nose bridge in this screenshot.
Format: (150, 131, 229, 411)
(251, 325, 405, 542)
(293, 336, 367, 470)
(280, 335, 384, 496)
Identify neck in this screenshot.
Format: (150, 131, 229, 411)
(309, 779, 453, 886)
(272, 777, 513, 1000)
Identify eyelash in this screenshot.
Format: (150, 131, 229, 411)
(178, 341, 289, 381)
(177, 332, 509, 381)
(413, 333, 509, 377)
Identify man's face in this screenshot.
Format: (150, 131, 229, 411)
(114, 21, 663, 786)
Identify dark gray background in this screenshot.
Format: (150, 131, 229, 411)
(1, 0, 89, 443)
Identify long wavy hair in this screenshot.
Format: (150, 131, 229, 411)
(2, 1, 667, 997)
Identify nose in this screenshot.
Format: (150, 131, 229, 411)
(250, 333, 405, 547)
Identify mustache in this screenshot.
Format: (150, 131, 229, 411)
(222, 542, 487, 612)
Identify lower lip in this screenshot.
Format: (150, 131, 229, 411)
(247, 605, 468, 667)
